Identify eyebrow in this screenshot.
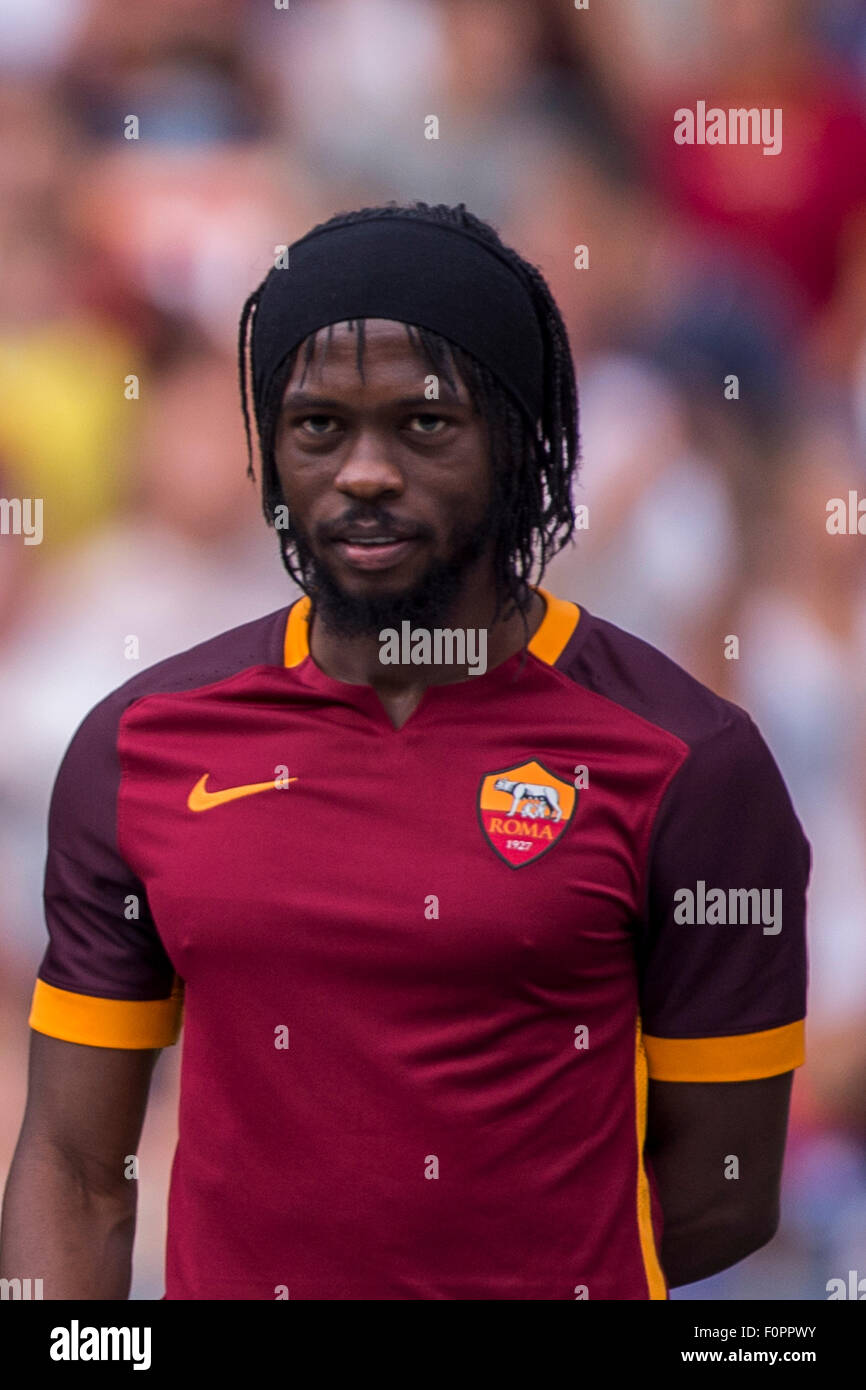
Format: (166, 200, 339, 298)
(280, 391, 468, 413)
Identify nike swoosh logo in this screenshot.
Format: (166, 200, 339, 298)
(187, 773, 297, 812)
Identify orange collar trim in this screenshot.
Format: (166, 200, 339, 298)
(283, 586, 579, 670)
(528, 587, 581, 665)
(284, 594, 313, 668)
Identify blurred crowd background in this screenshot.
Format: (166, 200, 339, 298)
(1, 0, 865, 1300)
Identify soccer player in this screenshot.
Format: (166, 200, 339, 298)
(0, 203, 809, 1300)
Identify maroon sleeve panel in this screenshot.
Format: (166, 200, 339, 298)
(638, 709, 810, 1072)
(30, 606, 290, 1048)
(557, 607, 810, 1081)
(40, 689, 176, 1003)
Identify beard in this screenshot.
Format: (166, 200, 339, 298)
(281, 498, 500, 638)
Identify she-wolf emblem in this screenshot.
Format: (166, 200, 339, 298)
(493, 777, 562, 821)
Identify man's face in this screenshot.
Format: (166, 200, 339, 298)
(273, 318, 497, 636)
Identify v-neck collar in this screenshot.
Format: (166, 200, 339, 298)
(281, 586, 580, 731)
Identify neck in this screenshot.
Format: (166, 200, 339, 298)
(308, 574, 546, 693)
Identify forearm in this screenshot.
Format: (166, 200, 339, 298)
(0, 1136, 137, 1299)
(646, 1075, 791, 1290)
(660, 1202, 778, 1288)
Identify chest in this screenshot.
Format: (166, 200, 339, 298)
(117, 698, 652, 990)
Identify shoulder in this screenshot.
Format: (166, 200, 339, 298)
(555, 604, 807, 846)
(556, 605, 747, 752)
(55, 607, 290, 771)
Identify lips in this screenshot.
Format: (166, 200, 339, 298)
(334, 536, 420, 571)
(338, 535, 403, 545)
(331, 523, 419, 545)
(327, 518, 423, 571)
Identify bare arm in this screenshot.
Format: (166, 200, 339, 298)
(646, 1072, 793, 1289)
(0, 1031, 159, 1300)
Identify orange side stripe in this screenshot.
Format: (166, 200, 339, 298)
(644, 1020, 805, 1082)
(29, 978, 183, 1050)
(284, 595, 312, 667)
(634, 1018, 668, 1300)
(528, 588, 580, 666)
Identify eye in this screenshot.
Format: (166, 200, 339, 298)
(408, 414, 447, 434)
(299, 415, 339, 435)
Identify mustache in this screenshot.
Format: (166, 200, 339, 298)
(316, 510, 434, 544)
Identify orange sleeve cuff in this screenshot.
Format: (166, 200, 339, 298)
(29, 978, 183, 1049)
(643, 1019, 805, 1082)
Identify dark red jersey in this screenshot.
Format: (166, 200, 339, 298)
(29, 589, 809, 1299)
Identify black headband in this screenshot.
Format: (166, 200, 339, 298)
(249, 216, 546, 426)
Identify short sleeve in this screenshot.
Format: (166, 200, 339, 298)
(638, 710, 809, 1082)
(28, 692, 183, 1049)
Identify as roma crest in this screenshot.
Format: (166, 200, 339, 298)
(477, 760, 576, 868)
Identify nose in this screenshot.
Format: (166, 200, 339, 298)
(333, 429, 405, 502)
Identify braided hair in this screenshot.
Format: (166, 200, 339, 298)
(238, 201, 580, 622)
